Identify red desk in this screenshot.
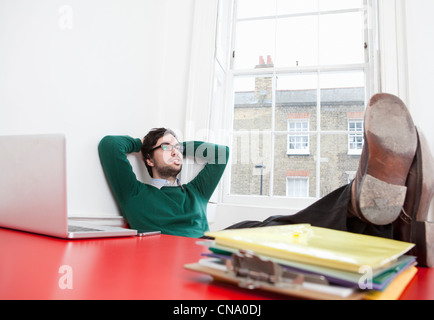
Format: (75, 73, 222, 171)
(0, 227, 433, 300)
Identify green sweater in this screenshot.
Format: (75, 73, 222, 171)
(98, 136, 229, 238)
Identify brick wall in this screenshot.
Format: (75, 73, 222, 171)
(231, 86, 365, 197)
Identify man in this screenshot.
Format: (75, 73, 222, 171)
(99, 93, 433, 267)
(98, 128, 229, 238)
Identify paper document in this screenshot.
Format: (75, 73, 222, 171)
(205, 224, 415, 273)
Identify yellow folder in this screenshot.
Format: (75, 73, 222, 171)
(205, 224, 415, 273)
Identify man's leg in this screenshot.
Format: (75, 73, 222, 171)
(226, 182, 393, 239)
(225, 184, 350, 231)
(227, 94, 411, 237)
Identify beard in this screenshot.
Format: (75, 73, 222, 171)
(154, 162, 182, 180)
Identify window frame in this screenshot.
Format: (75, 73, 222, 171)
(287, 119, 310, 155)
(286, 176, 310, 198)
(348, 119, 364, 155)
(206, 0, 386, 209)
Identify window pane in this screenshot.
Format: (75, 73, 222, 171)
(287, 120, 310, 155)
(287, 178, 309, 198)
(237, 0, 276, 19)
(277, 0, 318, 15)
(215, 0, 233, 69)
(320, 134, 360, 197)
(320, 71, 365, 131)
(276, 73, 317, 132)
(234, 19, 275, 70)
(320, 0, 363, 11)
(234, 76, 273, 131)
(276, 16, 318, 67)
(348, 120, 364, 154)
(319, 12, 365, 65)
(321, 71, 365, 89)
(288, 135, 310, 151)
(230, 132, 271, 196)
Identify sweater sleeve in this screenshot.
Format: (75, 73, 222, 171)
(98, 135, 143, 204)
(183, 141, 229, 200)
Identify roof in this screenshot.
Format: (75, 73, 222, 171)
(235, 87, 365, 107)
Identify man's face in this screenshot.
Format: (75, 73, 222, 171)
(147, 134, 183, 180)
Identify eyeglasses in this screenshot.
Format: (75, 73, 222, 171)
(151, 143, 184, 153)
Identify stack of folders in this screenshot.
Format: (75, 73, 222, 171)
(184, 224, 418, 300)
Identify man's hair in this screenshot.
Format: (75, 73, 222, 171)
(141, 127, 177, 178)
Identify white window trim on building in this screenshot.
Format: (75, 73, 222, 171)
(286, 176, 310, 198)
(348, 119, 364, 155)
(287, 119, 310, 155)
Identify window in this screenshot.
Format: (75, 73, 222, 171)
(348, 120, 364, 155)
(287, 119, 310, 155)
(287, 177, 309, 198)
(213, 0, 378, 203)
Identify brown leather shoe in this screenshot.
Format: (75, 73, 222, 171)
(350, 93, 417, 225)
(394, 129, 434, 267)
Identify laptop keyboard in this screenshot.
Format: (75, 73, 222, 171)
(68, 225, 103, 233)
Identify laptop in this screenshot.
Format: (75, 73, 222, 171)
(0, 134, 137, 239)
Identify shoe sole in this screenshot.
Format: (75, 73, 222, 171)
(357, 94, 417, 225)
(359, 175, 408, 225)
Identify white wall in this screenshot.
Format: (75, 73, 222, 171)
(0, 0, 195, 218)
(404, 0, 434, 220)
(405, 0, 434, 146)
(378, 0, 434, 152)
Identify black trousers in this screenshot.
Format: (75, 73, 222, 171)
(225, 182, 393, 239)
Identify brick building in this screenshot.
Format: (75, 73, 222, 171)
(231, 57, 365, 198)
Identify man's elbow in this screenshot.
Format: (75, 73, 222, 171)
(98, 136, 116, 156)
